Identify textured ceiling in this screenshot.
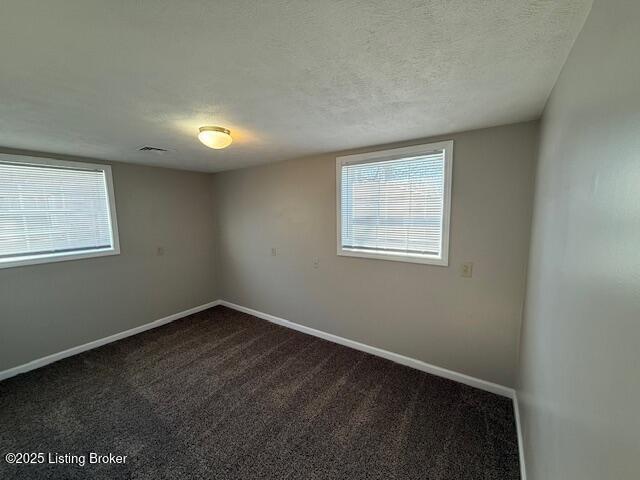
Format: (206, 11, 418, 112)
(0, 1, 592, 172)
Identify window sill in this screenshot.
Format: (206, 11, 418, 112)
(337, 247, 448, 266)
(0, 247, 120, 269)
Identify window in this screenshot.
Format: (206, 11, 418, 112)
(0, 154, 120, 269)
(337, 141, 452, 266)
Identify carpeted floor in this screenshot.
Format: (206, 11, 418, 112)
(0, 306, 520, 479)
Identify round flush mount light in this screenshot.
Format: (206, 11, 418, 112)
(198, 126, 232, 149)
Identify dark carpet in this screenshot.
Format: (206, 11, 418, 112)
(0, 306, 520, 479)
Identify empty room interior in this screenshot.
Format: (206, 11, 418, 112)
(1, 1, 638, 479)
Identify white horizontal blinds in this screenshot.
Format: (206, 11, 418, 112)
(341, 151, 445, 256)
(0, 162, 114, 259)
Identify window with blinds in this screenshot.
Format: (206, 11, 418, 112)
(337, 141, 452, 265)
(0, 155, 119, 269)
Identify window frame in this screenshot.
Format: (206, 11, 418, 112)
(336, 140, 453, 266)
(0, 154, 120, 269)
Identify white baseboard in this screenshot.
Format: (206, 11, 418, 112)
(513, 392, 527, 480)
(0, 300, 221, 382)
(218, 300, 515, 399)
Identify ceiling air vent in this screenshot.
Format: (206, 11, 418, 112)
(138, 146, 168, 152)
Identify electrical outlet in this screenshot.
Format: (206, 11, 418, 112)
(461, 262, 473, 278)
(270, 247, 277, 256)
(313, 257, 320, 269)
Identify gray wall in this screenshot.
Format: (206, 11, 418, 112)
(214, 121, 538, 387)
(517, 1, 640, 478)
(0, 151, 218, 371)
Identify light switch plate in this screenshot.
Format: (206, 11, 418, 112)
(461, 262, 473, 278)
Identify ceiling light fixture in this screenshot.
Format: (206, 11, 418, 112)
(198, 126, 233, 149)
